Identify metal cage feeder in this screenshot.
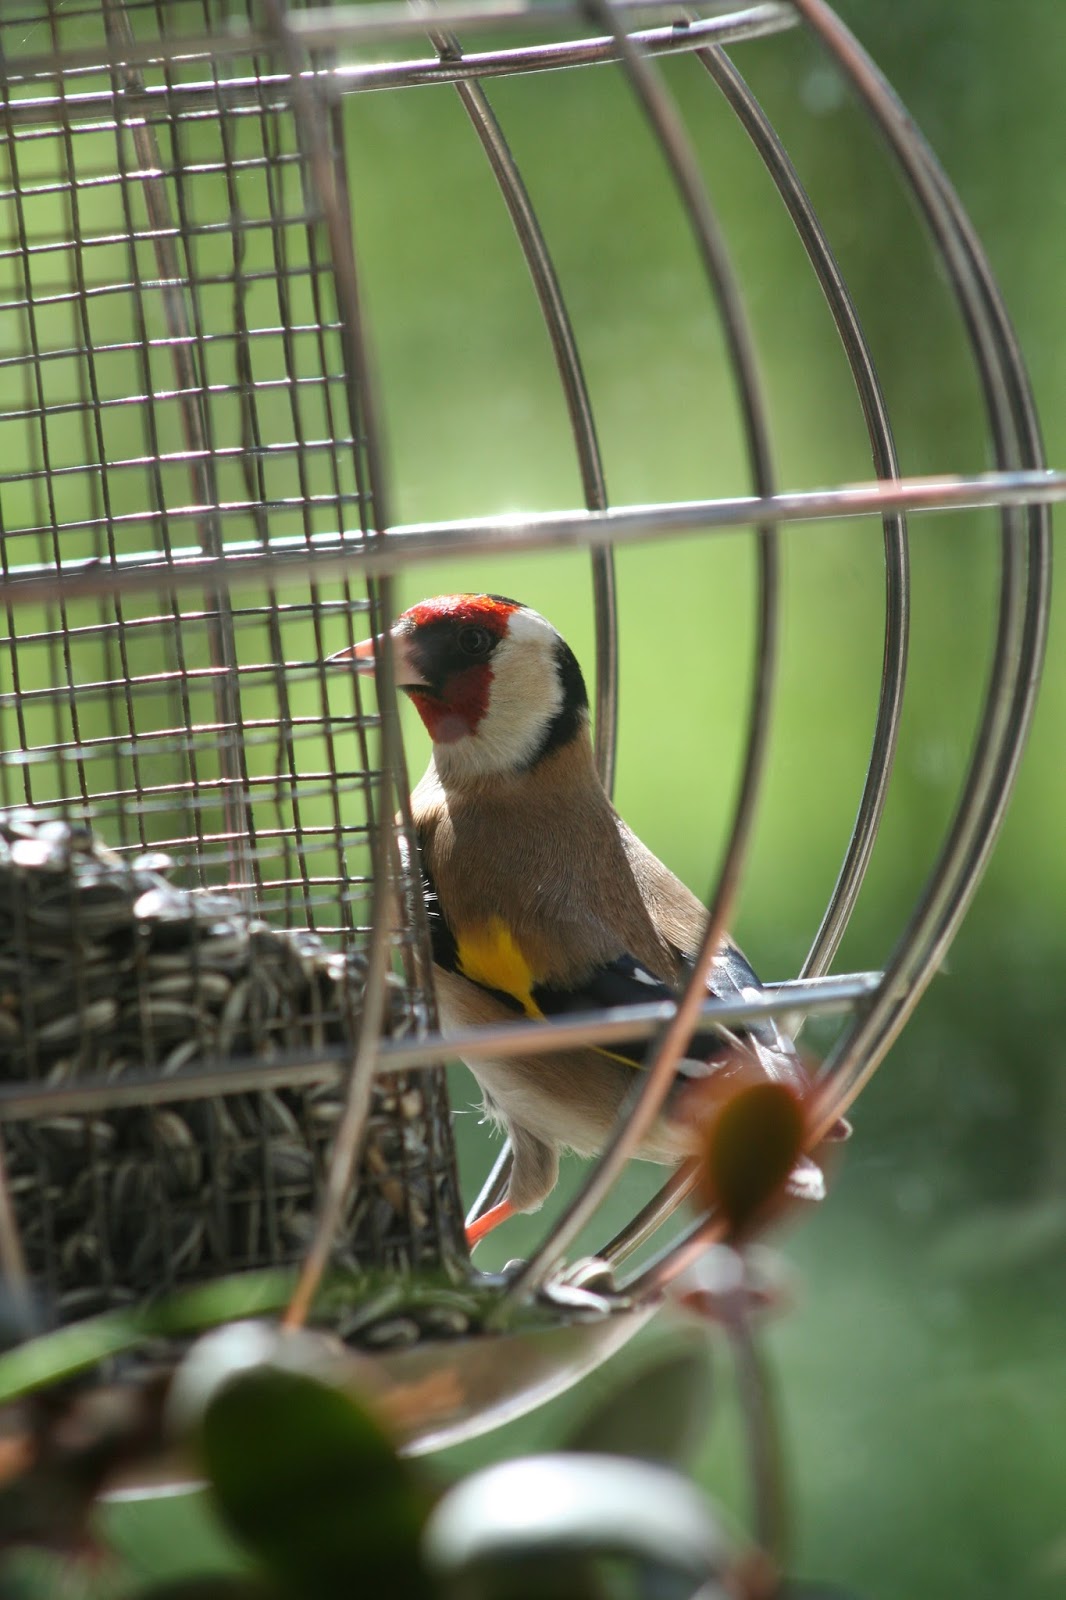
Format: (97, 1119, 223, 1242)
(0, 0, 1054, 1477)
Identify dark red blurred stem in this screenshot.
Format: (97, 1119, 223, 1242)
(726, 1285, 788, 1590)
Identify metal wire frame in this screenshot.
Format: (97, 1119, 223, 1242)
(792, 0, 1050, 1143)
(2, 2, 797, 93)
(498, 0, 783, 1301)
(618, 0, 1053, 1299)
(0, 974, 882, 1123)
(1, 472, 1062, 599)
(0, 0, 1055, 1323)
(0, 4, 376, 911)
(0, 0, 466, 1311)
(294, 0, 1049, 1298)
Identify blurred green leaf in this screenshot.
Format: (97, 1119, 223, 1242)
(0, 1273, 295, 1407)
(780, 1584, 870, 1599)
(0, 1549, 94, 1600)
(132, 1579, 281, 1599)
(201, 1365, 434, 1600)
(0, 1311, 145, 1405)
(562, 1344, 714, 1467)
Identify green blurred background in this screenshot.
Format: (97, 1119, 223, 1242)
(10, 0, 1066, 1594)
(346, 3, 1066, 1595)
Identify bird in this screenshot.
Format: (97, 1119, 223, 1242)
(331, 593, 841, 1247)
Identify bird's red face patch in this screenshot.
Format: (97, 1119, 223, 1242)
(398, 594, 520, 742)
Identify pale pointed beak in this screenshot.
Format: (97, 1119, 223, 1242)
(328, 634, 380, 674)
(328, 628, 427, 687)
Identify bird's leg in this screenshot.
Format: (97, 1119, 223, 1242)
(466, 1198, 515, 1247)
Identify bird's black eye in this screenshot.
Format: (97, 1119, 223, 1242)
(457, 625, 493, 658)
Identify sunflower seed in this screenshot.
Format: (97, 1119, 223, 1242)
(359, 1316, 421, 1350)
(37, 998, 118, 1044)
(1, 812, 463, 1327)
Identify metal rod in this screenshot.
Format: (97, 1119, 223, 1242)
(0, 15, 796, 129)
(599, 1160, 701, 1266)
(440, 70, 620, 794)
(431, 9, 617, 1233)
(465, 1140, 515, 1230)
(261, 1, 420, 1324)
(1, 472, 1061, 611)
(790, 0, 1051, 1143)
(696, 45, 909, 991)
(0, 974, 881, 1122)
(4, 3, 796, 88)
(621, 1212, 724, 1297)
(501, 0, 781, 1302)
(437, 41, 619, 790)
(598, 35, 914, 1267)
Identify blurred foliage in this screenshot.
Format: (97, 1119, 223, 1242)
(200, 1365, 432, 1597)
(3, 0, 1066, 1596)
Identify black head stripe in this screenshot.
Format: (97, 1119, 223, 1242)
(523, 635, 589, 768)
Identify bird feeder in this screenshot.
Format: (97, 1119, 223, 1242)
(0, 0, 1052, 1479)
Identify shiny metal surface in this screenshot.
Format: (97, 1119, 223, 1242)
(501, 0, 782, 1300)
(381, 1302, 660, 1454)
(791, 0, 1051, 1142)
(0, 974, 882, 1122)
(0, 0, 1055, 1466)
(5, 3, 796, 96)
(0, 471, 1060, 608)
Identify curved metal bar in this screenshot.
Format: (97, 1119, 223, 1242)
(600, 37, 913, 1267)
(3, 472, 1061, 609)
(621, 1212, 725, 1298)
(260, 3, 419, 1326)
(912, 163, 1050, 929)
(599, 1160, 701, 1266)
(337, 9, 791, 96)
(4, 2, 797, 93)
(696, 45, 909, 986)
(452, 80, 621, 798)
(502, 0, 781, 1303)
(427, 16, 618, 1233)
(433, 51, 619, 789)
(2, 14, 796, 131)
(0, 974, 885, 1123)
(789, 0, 1051, 1143)
(465, 1139, 515, 1230)
(590, 549, 621, 793)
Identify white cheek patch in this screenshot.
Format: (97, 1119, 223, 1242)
(433, 608, 565, 780)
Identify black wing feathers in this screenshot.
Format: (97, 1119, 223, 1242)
(533, 954, 735, 1070)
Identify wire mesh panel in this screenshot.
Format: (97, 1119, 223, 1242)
(0, 0, 465, 1325)
(0, 0, 371, 906)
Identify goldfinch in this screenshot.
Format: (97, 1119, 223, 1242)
(333, 594, 836, 1246)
